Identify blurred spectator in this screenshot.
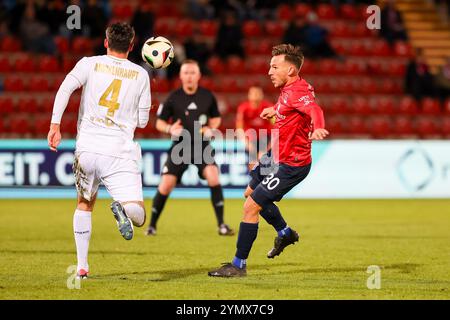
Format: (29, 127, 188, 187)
(380, 0, 408, 45)
(19, 1, 56, 55)
(129, 2, 155, 64)
(405, 49, 436, 100)
(435, 57, 450, 101)
(236, 86, 273, 169)
(83, 0, 108, 38)
(303, 12, 336, 59)
(184, 34, 212, 74)
(39, 0, 66, 36)
(283, 18, 307, 51)
(165, 39, 186, 80)
(187, 0, 215, 20)
(214, 11, 244, 59)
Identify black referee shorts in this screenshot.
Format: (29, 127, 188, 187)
(161, 143, 218, 182)
(249, 154, 311, 207)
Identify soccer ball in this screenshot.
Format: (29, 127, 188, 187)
(141, 36, 174, 69)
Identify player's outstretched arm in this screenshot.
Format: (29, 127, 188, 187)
(309, 128, 329, 140)
(48, 123, 61, 152)
(260, 107, 276, 119)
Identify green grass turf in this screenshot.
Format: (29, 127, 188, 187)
(0, 198, 449, 300)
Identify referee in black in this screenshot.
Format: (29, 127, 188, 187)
(145, 59, 234, 236)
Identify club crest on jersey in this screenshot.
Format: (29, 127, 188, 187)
(281, 92, 289, 105)
(275, 103, 286, 120)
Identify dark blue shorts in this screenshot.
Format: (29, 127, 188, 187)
(249, 155, 311, 207)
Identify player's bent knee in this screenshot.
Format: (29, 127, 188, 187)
(123, 202, 146, 227)
(243, 196, 261, 223)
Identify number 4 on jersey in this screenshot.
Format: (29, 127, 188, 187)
(99, 79, 122, 117)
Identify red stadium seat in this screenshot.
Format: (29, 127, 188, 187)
(151, 78, 170, 93)
(198, 20, 218, 37)
(217, 78, 239, 93)
(416, 117, 440, 138)
(388, 60, 406, 76)
(445, 98, 450, 113)
(329, 97, 348, 114)
(372, 40, 391, 57)
(277, 4, 293, 21)
(394, 116, 415, 136)
(33, 115, 50, 137)
(4, 76, 25, 92)
(394, 41, 413, 57)
(399, 96, 419, 114)
(9, 115, 31, 135)
(39, 97, 54, 113)
(247, 58, 268, 74)
(54, 36, 69, 54)
(312, 78, 332, 93)
(375, 97, 395, 115)
(300, 60, 315, 74)
(154, 19, 171, 36)
(326, 117, 346, 135)
(157, 3, 180, 18)
(319, 59, 339, 75)
(442, 117, 450, 136)
(349, 42, 368, 56)
(0, 118, 4, 133)
(62, 56, 77, 73)
(348, 116, 368, 135)
(342, 60, 365, 75)
(359, 78, 377, 94)
(0, 96, 14, 113)
(176, 19, 194, 38)
(39, 56, 59, 73)
(294, 3, 312, 18)
(340, 4, 359, 20)
(370, 117, 392, 138)
(335, 78, 353, 94)
(317, 4, 336, 20)
(112, 4, 133, 19)
(29, 76, 50, 92)
(67, 95, 81, 114)
(71, 37, 93, 54)
(242, 21, 262, 37)
(421, 98, 441, 115)
(0, 36, 22, 52)
(14, 56, 35, 72)
(331, 22, 351, 38)
(207, 56, 225, 74)
(380, 79, 402, 94)
(52, 74, 66, 91)
(227, 56, 246, 74)
(17, 96, 38, 113)
(265, 21, 284, 38)
(354, 23, 372, 37)
(258, 39, 273, 55)
(0, 56, 12, 72)
(199, 77, 216, 91)
(351, 96, 372, 114)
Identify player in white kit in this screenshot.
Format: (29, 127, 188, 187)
(47, 23, 151, 279)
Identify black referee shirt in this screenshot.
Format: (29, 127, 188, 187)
(157, 87, 221, 145)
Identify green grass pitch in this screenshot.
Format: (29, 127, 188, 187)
(0, 198, 449, 300)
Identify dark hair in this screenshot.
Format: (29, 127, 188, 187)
(181, 59, 200, 68)
(272, 44, 304, 70)
(106, 22, 135, 53)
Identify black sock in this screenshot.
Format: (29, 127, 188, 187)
(235, 222, 259, 259)
(259, 203, 287, 232)
(150, 191, 168, 228)
(210, 185, 224, 226)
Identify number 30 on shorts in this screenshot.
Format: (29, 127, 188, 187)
(262, 173, 280, 190)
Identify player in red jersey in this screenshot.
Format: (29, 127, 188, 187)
(236, 86, 273, 170)
(209, 44, 329, 277)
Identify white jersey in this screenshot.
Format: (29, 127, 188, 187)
(52, 55, 151, 160)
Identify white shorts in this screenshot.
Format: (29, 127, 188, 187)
(73, 151, 143, 202)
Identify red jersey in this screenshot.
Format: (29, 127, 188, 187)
(272, 78, 325, 167)
(237, 100, 272, 141)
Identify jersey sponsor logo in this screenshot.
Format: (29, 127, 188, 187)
(187, 102, 198, 110)
(298, 95, 313, 106)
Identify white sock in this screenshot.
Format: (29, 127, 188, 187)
(73, 209, 91, 272)
(123, 203, 146, 227)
